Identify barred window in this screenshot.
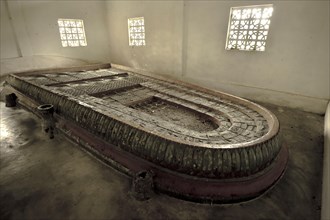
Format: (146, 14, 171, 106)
(128, 17, 145, 46)
(58, 19, 87, 47)
(225, 5, 273, 51)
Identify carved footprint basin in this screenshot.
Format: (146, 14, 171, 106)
(5, 63, 288, 202)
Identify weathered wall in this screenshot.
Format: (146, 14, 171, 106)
(105, 1, 183, 76)
(0, 55, 90, 81)
(1, 0, 111, 62)
(1, 0, 329, 113)
(0, 1, 20, 59)
(106, 1, 329, 113)
(322, 101, 330, 220)
(183, 1, 329, 113)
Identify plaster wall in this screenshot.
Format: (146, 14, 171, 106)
(184, 1, 329, 113)
(322, 101, 330, 220)
(106, 1, 329, 113)
(105, 1, 183, 76)
(0, 55, 90, 81)
(1, 0, 111, 63)
(0, 1, 20, 59)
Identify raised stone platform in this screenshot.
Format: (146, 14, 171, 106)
(4, 63, 288, 202)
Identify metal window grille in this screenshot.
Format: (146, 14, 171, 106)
(58, 19, 87, 47)
(128, 17, 145, 46)
(225, 5, 273, 51)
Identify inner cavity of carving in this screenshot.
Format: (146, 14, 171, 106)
(130, 97, 219, 132)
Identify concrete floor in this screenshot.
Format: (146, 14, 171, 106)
(0, 100, 324, 220)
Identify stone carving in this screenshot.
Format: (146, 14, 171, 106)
(5, 64, 287, 202)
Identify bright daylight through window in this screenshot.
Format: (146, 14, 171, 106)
(226, 5, 273, 51)
(58, 19, 87, 47)
(128, 17, 145, 46)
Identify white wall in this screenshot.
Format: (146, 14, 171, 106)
(0, 55, 89, 80)
(1, 0, 111, 63)
(184, 1, 329, 113)
(1, 0, 329, 113)
(0, 1, 20, 59)
(106, 1, 184, 76)
(105, 1, 329, 114)
(322, 101, 330, 220)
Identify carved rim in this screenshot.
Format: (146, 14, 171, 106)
(11, 64, 279, 149)
(110, 64, 280, 150)
(5, 63, 284, 180)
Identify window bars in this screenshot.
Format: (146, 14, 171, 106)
(58, 19, 87, 47)
(128, 17, 146, 46)
(225, 5, 273, 51)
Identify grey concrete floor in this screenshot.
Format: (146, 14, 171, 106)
(0, 101, 324, 220)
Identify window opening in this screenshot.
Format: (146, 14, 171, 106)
(58, 19, 87, 47)
(128, 17, 145, 46)
(225, 5, 273, 51)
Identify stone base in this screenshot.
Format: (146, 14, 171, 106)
(4, 63, 288, 202)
